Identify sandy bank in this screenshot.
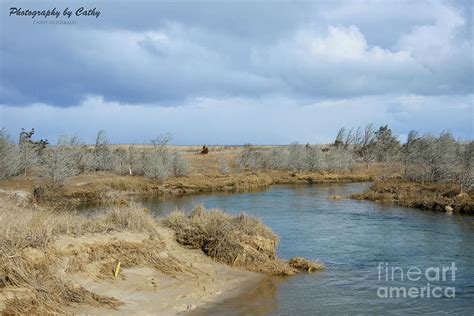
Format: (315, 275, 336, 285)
(63, 229, 264, 315)
(0, 197, 320, 315)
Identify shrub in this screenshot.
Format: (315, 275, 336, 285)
(163, 206, 315, 276)
(0, 129, 21, 179)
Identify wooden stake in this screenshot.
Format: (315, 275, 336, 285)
(114, 261, 121, 277)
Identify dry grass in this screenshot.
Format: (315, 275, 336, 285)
(65, 238, 192, 280)
(0, 202, 158, 250)
(288, 257, 325, 272)
(0, 199, 165, 314)
(0, 145, 380, 210)
(18, 168, 374, 211)
(1, 194, 325, 313)
(0, 245, 121, 314)
(351, 179, 474, 214)
(163, 206, 323, 276)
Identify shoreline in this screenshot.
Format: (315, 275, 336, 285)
(2, 168, 471, 216)
(0, 196, 313, 315)
(352, 179, 473, 214)
(0, 170, 374, 210)
(67, 228, 267, 315)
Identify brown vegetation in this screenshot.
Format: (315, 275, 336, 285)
(288, 257, 325, 272)
(163, 206, 323, 276)
(351, 179, 474, 214)
(0, 196, 323, 314)
(0, 198, 185, 314)
(0, 165, 374, 211)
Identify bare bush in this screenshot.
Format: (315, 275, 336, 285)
(92, 130, 114, 171)
(144, 135, 189, 180)
(144, 152, 170, 180)
(218, 154, 231, 174)
(0, 129, 21, 179)
(326, 146, 353, 172)
(288, 143, 307, 171)
(169, 150, 189, 177)
(236, 144, 266, 171)
(455, 141, 474, 192)
(305, 145, 325, 171)
(41, 136, 83, 183)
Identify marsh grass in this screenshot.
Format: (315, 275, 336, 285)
(163, 206, 324, 276)
(1, 197, 324, 314)
(0, 199, 160, 314)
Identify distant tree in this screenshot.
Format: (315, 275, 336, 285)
(151, 134, 171, 153)
(372, 125, 400, 163)
(0, 129, 21, 179)
(41, 136, 80, 183)
(305, 145, 324, 171)
(455, 141, 473, 192)
(18, 128, 49, 175)
(288, 142, 307, 171)
(170, 151, 189, 177)
(402, 130, 420, 176)
(144, 134, 189, 180)
(334, 127, 346, 147)
(144, 153, 170, 180)
(237, 144, 265, 171)
(19, 128, 49, 152)
(114, 148, 128, 175)
(357, 123, 376, 168)
(93, 130, 113, 171)
(326, 146, 353, 172)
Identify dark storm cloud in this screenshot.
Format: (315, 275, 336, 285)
(1, 0, 472, 107)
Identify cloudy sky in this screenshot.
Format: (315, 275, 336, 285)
(1, 0, 472, 144)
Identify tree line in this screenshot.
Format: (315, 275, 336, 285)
(0, 125, 472, 190)
(236, 124, 472, 191)
(0, 129, 188, 183)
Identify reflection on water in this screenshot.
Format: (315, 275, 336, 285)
(144, 183, 474, 314)
(187, 277, 282, 316)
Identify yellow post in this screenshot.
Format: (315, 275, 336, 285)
(114, 261, 121, 277)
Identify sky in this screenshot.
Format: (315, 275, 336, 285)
(0, 0, 473, 144)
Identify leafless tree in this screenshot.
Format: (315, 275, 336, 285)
(170, 151, 189, 177)
(151, 134, 171, 154)
(358, 123, 376, 168)
(334, 127, 346, 147)
(455, 141, 473, 192)
(326, 146, 353, 172)
(144, 135, 189, 180)
(305, 145, 325, 171)
(0, 129, 21, 179)
(41, 136, 80, 183)
(93, 130, 113, 171)
(113, 148, 128, 175)
(143, 153, 170, 180)
(288, 143, 307, 171)
(237, 144, 265, 171)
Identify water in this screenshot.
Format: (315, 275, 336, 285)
(142, 183, 474, 314)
